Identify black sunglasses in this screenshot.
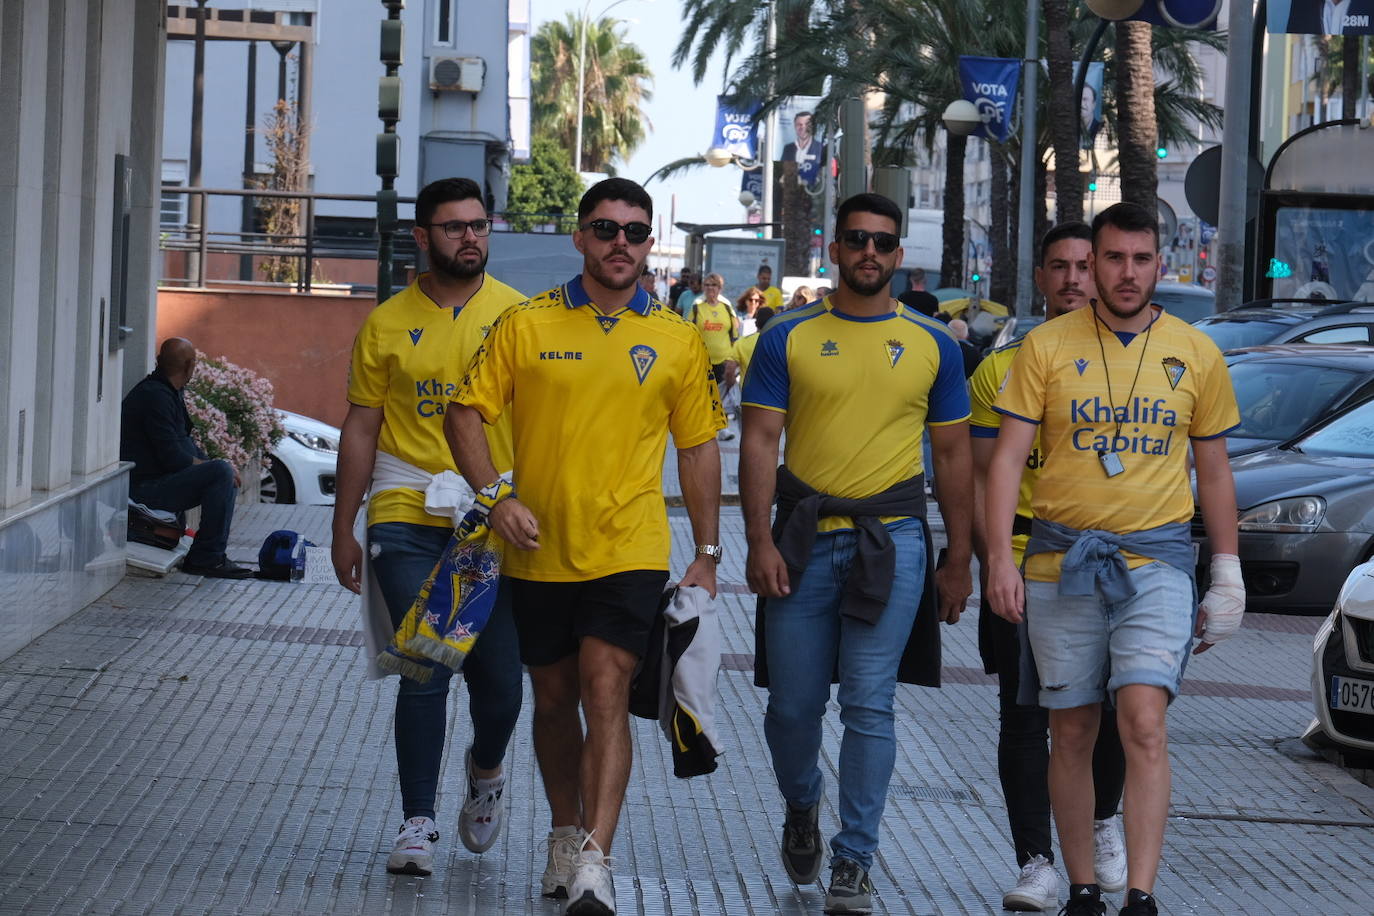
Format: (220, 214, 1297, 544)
(838, 229, 900, 254)
(580, 218, 652, 245)
(423, 218, 492, 239)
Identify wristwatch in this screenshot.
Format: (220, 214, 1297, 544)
(695, 544, 723, 562)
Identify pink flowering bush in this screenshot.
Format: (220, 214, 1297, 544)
(185, 352, 285, 470)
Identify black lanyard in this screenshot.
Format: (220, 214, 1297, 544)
(1091, 306, 1155, 448)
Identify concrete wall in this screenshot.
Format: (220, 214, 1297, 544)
(0, 0, 166, 662)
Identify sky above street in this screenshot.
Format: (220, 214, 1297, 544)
(535, 0, 752, 239)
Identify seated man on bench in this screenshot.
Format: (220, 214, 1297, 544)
(120, 338, 250, 578)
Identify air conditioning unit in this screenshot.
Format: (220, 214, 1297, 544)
(429, 56, 485, 92)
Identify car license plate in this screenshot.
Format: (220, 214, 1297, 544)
(1331, 676, 1374, 715)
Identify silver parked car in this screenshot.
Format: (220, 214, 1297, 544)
(1193, 396, 1374, 614)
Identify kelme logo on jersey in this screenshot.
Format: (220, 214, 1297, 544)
(1161, 356, 1186, 390)
(595, 315, 620, 335)
(629, 344, 658, 384)
(1074, 358, 1089, 376)
(820, 339, 839, 356)
(885, 339, 905, 368)
(408, 328, 424, 346)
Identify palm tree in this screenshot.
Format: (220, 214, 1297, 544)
(1113, 20, 1158, 208)
(1044, 0, 1082, 223)
(531, 13, 654, 174)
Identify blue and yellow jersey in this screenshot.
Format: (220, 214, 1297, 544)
(452, 275, 726, 582)
(970, 340, 1041, 565)
(731, 331, 762, 380)
(687, 299, 738, 364)
(993, 305, 1239, 581)
(742, 300, 971, 532)
(347, 274, 524, 528)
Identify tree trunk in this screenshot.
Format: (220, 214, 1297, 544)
(990, 147, 1013, 305)
(940, 132, 966, 289)
(1114, 20, 1157, 209)
(1034, 149, 1049, 310)
(777, 160, 811, 276)
(1344, 36, 1360, 120)
(1044, 0, 1082, 223)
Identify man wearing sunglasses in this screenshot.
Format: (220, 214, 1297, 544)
(332, 177, 526, 878)
(445, 178, 725, 916)
(741, 192, 974, 915)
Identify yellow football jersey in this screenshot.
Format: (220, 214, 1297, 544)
(993, 305, 1239, 580)
(452, 275, 725, 581)
(732, 331, 762, 380)
(761, 285, 785, 313)
(688, 299, 739, 364)
(970, 340, 1040, 565)
(347, 274, 524, 527)
(742, 301, 971, 531)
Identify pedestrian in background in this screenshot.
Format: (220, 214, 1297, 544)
(686, 272, 741, 390)
(736, 285, 765, 336)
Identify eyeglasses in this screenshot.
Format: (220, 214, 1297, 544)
(580, 218, 652, 245)
(838, 229, 900, 254)
(748, 296, 764, 303)
(423, 219, 492, 239)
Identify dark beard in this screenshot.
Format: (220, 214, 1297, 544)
(1097, 279, 1156, 320)
(430, 245, 487, 280)
(839, 258, 895, 297)
(584, 250, 642, 291)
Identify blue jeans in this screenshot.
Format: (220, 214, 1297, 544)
(130, 459, 237, 567)
(763, 516, 925, 870)
(369, 522, 523, 821)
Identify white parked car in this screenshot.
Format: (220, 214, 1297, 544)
(263, 410, 340, 505)
(1304, 560, 1374, 762)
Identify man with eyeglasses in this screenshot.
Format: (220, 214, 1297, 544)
(445, 177, 725, 916)
(331, 177, 526, 878)
(741, 192, 974, 915)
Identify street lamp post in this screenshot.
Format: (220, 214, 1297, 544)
(575, 0, 640, 174)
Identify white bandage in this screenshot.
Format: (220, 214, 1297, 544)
(1199, 553, 1245, 644)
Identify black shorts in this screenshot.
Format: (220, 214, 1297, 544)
(505, 570, 670, 666)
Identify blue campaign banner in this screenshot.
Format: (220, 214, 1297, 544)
(1267, 0, 1374, 35)
(958, 56, 1022, 143)
(710, 96, 762, 161)
(1129, 0, 1221, 29)
(740, 167, 764, 204)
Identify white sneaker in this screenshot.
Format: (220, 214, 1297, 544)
(1094, 816, 1128, 893)
(385, 816, 438, 876)
(565, 835, 616, 916)
(1002, 854, 1059, 911)
(458, 749, 506, 853)
(541, 826, 585, 898)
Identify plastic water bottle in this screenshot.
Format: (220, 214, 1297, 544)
(290, 538, 307, 582)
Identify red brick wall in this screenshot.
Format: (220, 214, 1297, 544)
(156, 288, 376, 428)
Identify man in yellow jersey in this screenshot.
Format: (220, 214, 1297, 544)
(330, 178, 526, 878)
(970, 222, 1126, 912)
(757, 263, 785, 313)
(686, 272, 741, 385)
(445, 178, 725, 916)
(985, 203, 1246, 916)
(740, 192, 974, 916)
(722, 305, 775, 394)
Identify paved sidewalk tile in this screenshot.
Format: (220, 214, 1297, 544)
(1, 503, 1372, 914)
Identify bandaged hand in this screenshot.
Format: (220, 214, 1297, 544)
(1198, 553, 1245, 646)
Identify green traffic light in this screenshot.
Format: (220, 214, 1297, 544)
(971, 273, 981, 283)
(1088, 181, 1097, 192)
(1156, 147, 1168, 159)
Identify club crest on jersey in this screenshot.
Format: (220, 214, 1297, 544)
(1074, 357, 1089, 376)
(595, 315, 620, 335)
(629, 344, 658, 384)
(821, 339, 839, 356)
(885, 339, 905, 368)
(1161, 356, 1186, 390)
(408, 328, 424, 346)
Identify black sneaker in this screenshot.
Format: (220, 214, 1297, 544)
(1060, 883, 1107, 916)
(824, 857, 873, 915)
(181, 557, 254, 579)
(780, 801, 822, 884)
(1118, 889, 1159, 916)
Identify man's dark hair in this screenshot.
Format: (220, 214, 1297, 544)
(795, 110, 813, 122)
(835, 192, 902, 237)
(757, 264, 772, 276)
(754, 306, 776, 330)
(1091, 202, 1158, 251)
(578, 177, 653, 223)
(1038, 220, 1092, 265)
(909, 267, 925, 286)
(416, 177, 484, 227)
